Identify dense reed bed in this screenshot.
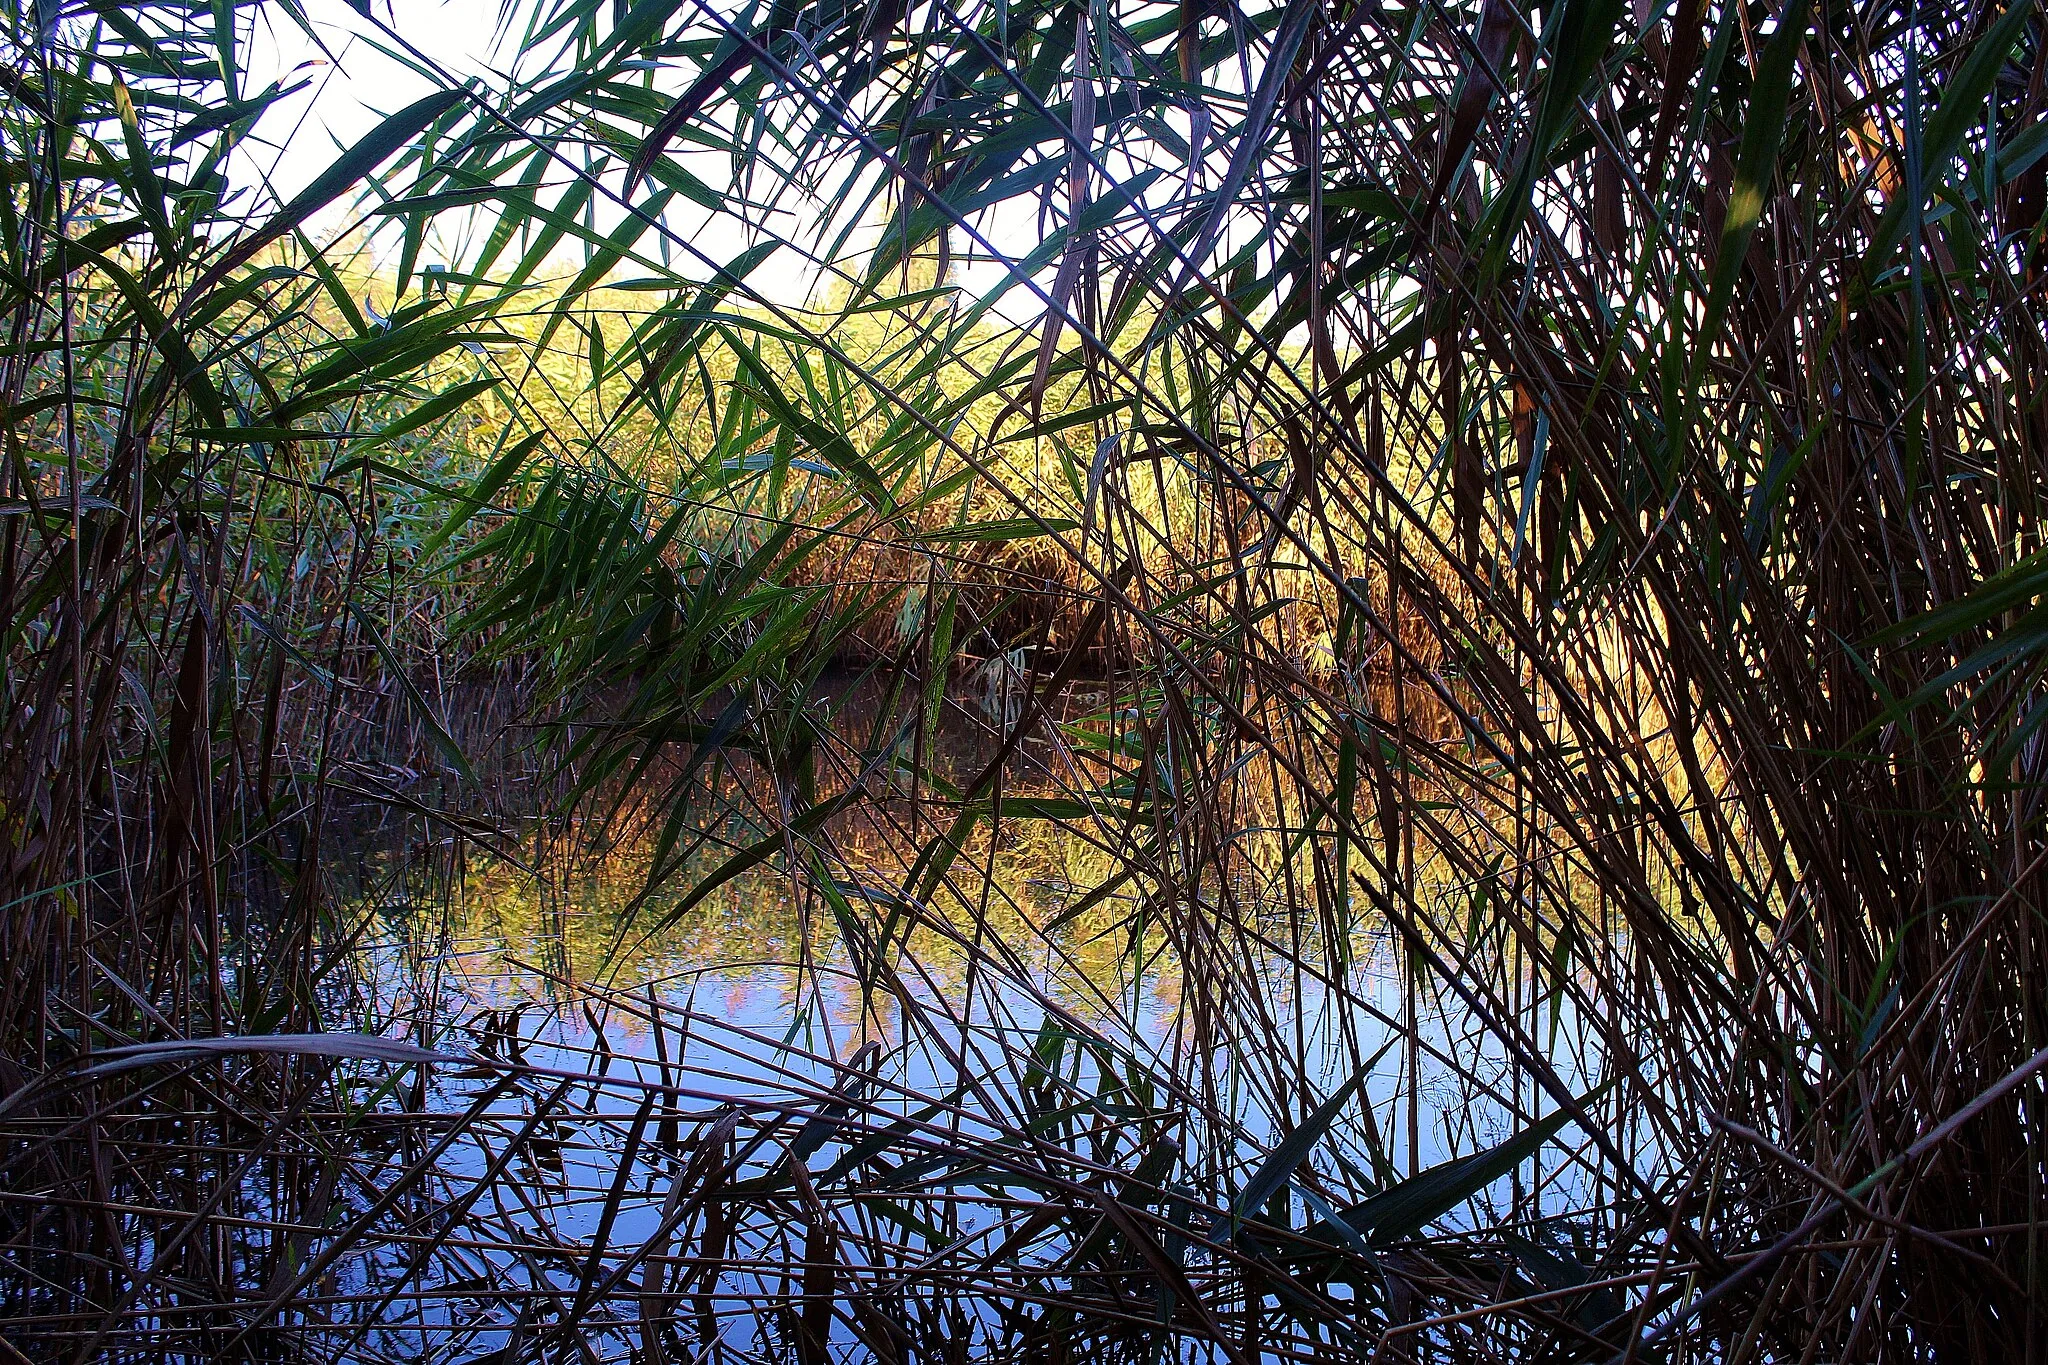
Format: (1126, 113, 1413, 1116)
(3, 0, 2046, 1359)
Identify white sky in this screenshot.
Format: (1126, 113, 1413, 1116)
(231, 0, 1248, 327)
(244, 0, 509, 202)
(240, 0, 848, 304)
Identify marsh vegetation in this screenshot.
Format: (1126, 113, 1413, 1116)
(1, 0, 2045, 1359)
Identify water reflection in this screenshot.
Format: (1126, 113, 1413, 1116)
(348, 793, 1594, 1187)
(304, 678, 1624, 1362)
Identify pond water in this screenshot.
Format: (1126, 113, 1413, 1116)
(302, 677, 1619, 1361)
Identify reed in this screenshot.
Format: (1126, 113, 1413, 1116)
(3, 0, 2044, 1360)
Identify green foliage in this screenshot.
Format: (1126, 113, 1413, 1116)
(6, 0, 2048, 1359)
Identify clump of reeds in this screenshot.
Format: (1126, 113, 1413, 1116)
(7, 0, 2047, 1360)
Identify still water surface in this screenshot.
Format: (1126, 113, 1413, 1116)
(315, 685, 1608, 1357)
